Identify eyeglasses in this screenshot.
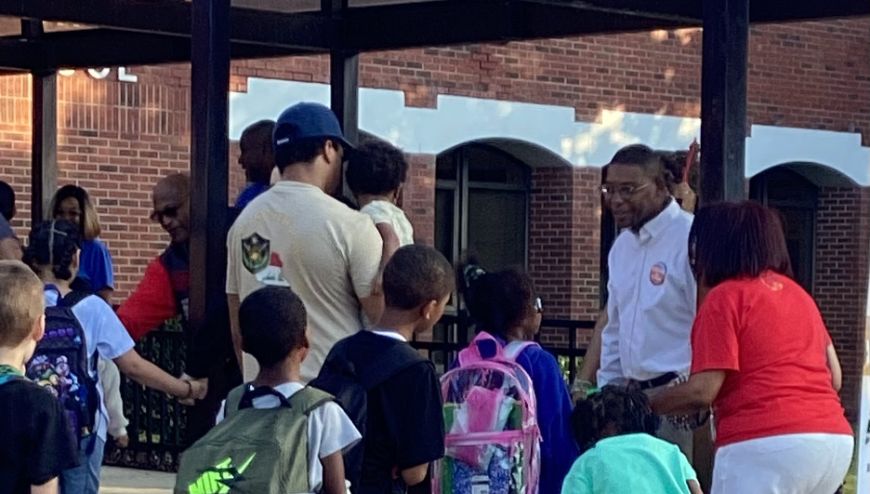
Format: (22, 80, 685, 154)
(534, 297, 543, 314)
(150, 205, 181, 223)
(600, 183, 651, 198)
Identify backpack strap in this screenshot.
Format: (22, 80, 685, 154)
(357, 338, 427, 390)
(287, 386, 334, 415)
(223, 384, 248, 419)
(238, 385, 294, 410)
(458, 331, 505, 367)
(224, 384, 334, 418)
(60, 290, 94, 308)
(503, 340, 539, 362)
(44, 284, 91, 308)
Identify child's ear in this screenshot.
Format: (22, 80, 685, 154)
(32, 314, 45, 342)
(420, 299, 439, 321)
(72, 249, 81, 272)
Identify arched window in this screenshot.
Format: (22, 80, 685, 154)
(435, 143, 531, 271)
(750, 166, 818, 293)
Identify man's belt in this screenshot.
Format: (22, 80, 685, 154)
(635, 372, 679, 390)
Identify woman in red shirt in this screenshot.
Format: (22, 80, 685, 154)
(651, 201, 852, 494)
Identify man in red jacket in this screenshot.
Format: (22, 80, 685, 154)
(117, 173, 240, 442)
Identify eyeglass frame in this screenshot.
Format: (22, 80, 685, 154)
(150, 204, 182, 223)
(599, 182, 652, 199)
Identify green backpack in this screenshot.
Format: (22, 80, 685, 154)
(175, 384, 333, 494)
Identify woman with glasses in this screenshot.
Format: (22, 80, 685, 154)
(457, 261, 580, 494)
(651, 201, 852, 494)
(49, 185, 115, 303)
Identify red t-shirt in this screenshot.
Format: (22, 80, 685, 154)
(691, 271, 852, 448)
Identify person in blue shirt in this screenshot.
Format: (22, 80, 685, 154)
(458, 261, 580, 494)
(49, 185, 114, 303)
(235, 120, 276, 211)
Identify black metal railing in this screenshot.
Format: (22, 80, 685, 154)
(104, 319, 188, 471)
(413, 312, 595, 384)
(105, 313, 594, 471)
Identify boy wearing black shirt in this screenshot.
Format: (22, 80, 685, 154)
(323, 245, 452, 494)
(0, 261, 78, 494)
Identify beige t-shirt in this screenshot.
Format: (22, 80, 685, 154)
(226, 181, 383, 381)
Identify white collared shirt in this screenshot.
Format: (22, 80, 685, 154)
(371, 330, 407, 342)
(598, 199, 697, 385)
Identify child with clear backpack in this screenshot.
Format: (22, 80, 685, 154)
(440, 263, 579, 494)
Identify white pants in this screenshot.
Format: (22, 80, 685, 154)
(712, 433, 853, 494)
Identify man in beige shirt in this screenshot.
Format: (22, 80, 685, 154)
(227, 102, 383, 382)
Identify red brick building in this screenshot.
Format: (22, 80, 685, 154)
(1, 19, 868, 417)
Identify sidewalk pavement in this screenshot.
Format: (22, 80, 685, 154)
(100, 466, 174, 494)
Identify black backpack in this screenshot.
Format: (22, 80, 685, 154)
(310, 332, 426, 494)
(26, 287, 100, 445)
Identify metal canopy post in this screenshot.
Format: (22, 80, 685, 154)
(699, 0, 749, 205)
(30, 69, 57, 225)
(324, 0, 360, 144)
(24, 20, 57, 225)
(189, 0, 230, 337)
(330, 50, 359, 145)
(324, 0, 358, 203)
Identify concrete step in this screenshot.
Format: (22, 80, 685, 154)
(99, 466, 174, 494)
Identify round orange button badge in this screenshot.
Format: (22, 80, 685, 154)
(650, 262, 668, 286)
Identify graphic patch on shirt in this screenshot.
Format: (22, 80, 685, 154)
(241, 233, 270, 274)
(649, 262, 668, 286)
(256, 252, 290, 288)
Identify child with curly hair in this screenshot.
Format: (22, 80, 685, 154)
(563, 385, 702, 494)
(346, 140, 414, 268)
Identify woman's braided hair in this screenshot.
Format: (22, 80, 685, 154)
(23, 220, 81, 281)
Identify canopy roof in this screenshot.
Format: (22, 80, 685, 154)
(0, 0, 867, 71)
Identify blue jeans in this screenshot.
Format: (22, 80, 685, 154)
(61, 436, 105, 494)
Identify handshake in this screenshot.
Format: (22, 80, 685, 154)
(176, 373, 209, 406)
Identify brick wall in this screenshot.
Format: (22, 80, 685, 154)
(403, 153, 436, 246)
(814, 187, 870, 421)
(0, 76, 31, 229)
(528, 166, 601, 352)
(228, 19, 870, 143)
(529, 166, 577, 320)
(569, 168, 604, 321)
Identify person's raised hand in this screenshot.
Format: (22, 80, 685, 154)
(177, 373, 208, 405)
(673, 181, 697, 213)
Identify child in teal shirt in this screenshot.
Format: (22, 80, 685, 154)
(562, 385, 702, 494)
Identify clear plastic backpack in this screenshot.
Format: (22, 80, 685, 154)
(433, 331, 541, 494)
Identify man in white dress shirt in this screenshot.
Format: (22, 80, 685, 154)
(598, 144, 697, 456)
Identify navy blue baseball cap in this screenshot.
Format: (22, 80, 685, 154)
(273, 102, 353, 156)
